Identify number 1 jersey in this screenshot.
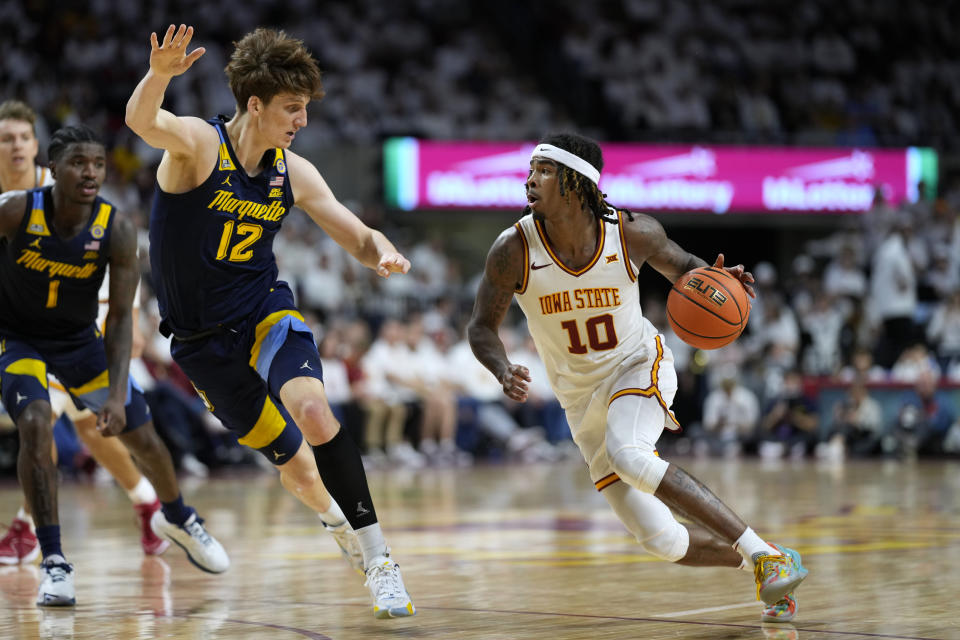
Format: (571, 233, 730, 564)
(0, 187, 112, 340)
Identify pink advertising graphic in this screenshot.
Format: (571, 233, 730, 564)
(383, 139, 935, 214)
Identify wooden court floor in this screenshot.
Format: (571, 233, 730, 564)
(0, 457, 958, 639)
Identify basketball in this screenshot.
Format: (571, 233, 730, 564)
(666, 266, 751, 350)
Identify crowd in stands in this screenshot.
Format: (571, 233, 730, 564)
(1, 0, 959, 151)
(659, 185, 960, 462)
(2, 0, 960, 477)
(64, 178, 952, 475)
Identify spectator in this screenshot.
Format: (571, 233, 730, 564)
(698, 366, 760, 457)
(894, 371, 958, 457)
(928, 290, 960, 374)
(870, 215, 918, 368)
(827, 377, 885, 457)
(758, 370, 819, 458)
(359, 319, 423, 469)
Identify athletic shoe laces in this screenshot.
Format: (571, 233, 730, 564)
(365, 562, 405, 600)
(184, 517, 212, 546)
(754, 553, 790, 597)
(44, 561, 73, 583)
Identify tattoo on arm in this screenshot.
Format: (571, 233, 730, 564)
(467, 228, 523, 381)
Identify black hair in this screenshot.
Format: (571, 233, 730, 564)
(47, 124, 102, 163)
(524, 132, 633, 224)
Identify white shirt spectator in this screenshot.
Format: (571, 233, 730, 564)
(319, 357, 352, 406)
(870, 231, 917, 322)
(446, 340, 503, 402)
(703, 383, 760, 440)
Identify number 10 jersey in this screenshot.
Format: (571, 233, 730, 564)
(513, 211, 658, 409)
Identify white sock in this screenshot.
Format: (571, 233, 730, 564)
(16, 507, 35, 530)
(318, 499, 347, 528)
(126, 477, 158, 505)
(734, 527, 780, 568)
(356, 522, 388, 568)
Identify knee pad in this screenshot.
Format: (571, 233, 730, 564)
(602, 482, 689, 562)
(605, 393, 670, 494)
(639, 518, 689, 562)
(608, 444, 669, 494)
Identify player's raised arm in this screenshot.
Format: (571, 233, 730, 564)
(467, 227, 531, 402)
(0, 190, 27, 240)
(125, 24, 208, 156)
(287, 152, 409, 277)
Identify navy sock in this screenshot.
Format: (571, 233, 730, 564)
(313, 427, 378, 529)
(36, 525, 63, 560)
(161, 494, 193, 526)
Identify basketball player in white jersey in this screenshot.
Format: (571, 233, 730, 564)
(467, 133, 808, 623)
(0, 100, 168, 563)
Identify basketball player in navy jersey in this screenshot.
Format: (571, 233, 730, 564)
(0, 125, 229, 607)
(125, 25, 415, 618)
(0, 99, 170, 567)
(468, 133, 808, 623)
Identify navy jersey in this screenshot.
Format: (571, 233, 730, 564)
(149, 116, 295, 336)
(0, 187, 112, 339)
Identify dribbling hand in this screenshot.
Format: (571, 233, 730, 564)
(713, 253, 756, 298)
(150, 24, 206, 78)
(499, 364, 531, 402)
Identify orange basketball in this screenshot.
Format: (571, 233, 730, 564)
(666, 266, 751, 350)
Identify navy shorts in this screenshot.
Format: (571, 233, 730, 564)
(170, 283, 324, 464)
(0, 328, 151, 430)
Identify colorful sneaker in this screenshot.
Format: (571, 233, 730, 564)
(151, 510, 229, 574)
(323, 521, 365, 575)
(36, 555, 75, 607)
(364, 554, 416, 619)
(135, 501, 170, 556)
(0, 518, 40, 565)
(754, 544, 808, 606)
(762, 592, 797, 622)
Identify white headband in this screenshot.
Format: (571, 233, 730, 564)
(530, 143, 601, 184)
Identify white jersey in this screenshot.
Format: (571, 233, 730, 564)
(514, 212, 658, 408)
(0, 166, 54, 193)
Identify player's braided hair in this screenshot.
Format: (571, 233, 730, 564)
(48, 124, 101, 162)
(524, 132, 634, 224)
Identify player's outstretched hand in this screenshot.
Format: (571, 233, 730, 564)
(376, 253, 410, 278)
(150, 24, 206, 78)
(97, 398, 127, 437)
(713, 253, 756, 298)
(499, 364, 531, 403)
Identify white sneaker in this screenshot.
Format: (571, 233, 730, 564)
(36, 555, 75, 607)
(364, 555, 415, 619)
(322, 521, 365, 575)
(151, 510, 229, 573)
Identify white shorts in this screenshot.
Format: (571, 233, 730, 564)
(50, 379, 95, 422)
(564, 334, 680, 487)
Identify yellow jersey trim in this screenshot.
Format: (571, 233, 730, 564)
(68, 370, 109, 397)
(249, 309, 306, 370)
(27, 208, 51, 236)
(4, 358, 49, 388)
(238, 396, 287, 449)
